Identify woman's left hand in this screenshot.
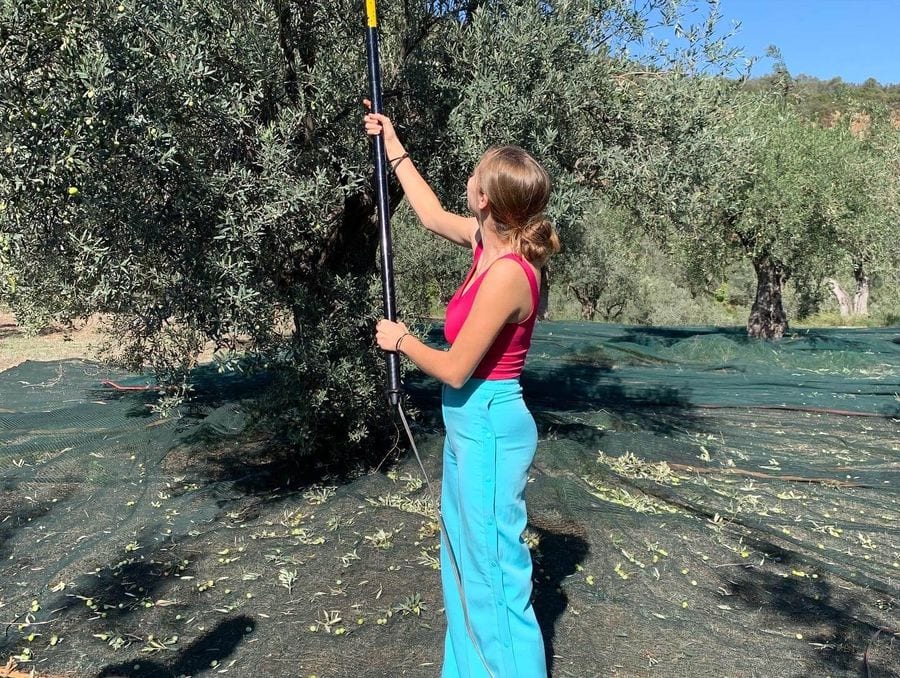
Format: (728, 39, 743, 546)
(375, 319, 409, 352)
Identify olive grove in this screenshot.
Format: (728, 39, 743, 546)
(1, 0, 741, 456)
(5, 0, 894, 458)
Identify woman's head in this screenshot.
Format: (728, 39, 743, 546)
(471, 145, 560, 266)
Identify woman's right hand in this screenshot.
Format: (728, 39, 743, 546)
(363, 98, 399, 147)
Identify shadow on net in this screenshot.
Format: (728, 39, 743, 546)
(529, 525, 590, 676)
(97, 616, 256, 678)
(723, 534, 900, 678)
(522, 353, 704, 441)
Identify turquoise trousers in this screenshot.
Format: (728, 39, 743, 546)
(440, 378, 547, 678)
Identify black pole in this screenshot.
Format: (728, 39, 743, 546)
(365, 0, 402, 406)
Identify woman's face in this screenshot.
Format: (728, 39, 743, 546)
(466, 163, 485, 216)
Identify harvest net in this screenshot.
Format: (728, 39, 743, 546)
(1, 324, 898, 677)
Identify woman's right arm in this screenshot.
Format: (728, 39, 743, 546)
(364, 109, 476, 248)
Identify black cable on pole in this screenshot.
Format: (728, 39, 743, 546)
(364, 0, 402, 406)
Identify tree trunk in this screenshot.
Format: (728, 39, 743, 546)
(825, 278, 852, 317)
(825, 266, 869, 318)
(747, 254, 788, 339)
(604, 300, 626, 321)
(537, 265, 550, 320)
(852, 264, 869, 316)
(567, 284, 597, 321)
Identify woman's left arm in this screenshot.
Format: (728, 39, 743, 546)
(376, 260, 527, 389)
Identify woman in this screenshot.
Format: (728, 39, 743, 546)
(366, 107, 559, 678)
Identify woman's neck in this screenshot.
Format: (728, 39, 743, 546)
(478, 218, 512, 260)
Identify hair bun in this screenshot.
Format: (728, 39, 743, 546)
(516, 216, 560, 266)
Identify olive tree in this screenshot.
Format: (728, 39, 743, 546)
(0, 0, 485, 456)
(595, 68, 897, 338)
(556, 202, 644, 321)
(392, 0, 743, 322)
(720, 97, 898, 337)
(822, 112, 900, 319)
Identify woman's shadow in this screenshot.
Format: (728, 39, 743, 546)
(530, 525, 590, 676)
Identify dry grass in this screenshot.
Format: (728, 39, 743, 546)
(1, 657, 75, 678)
(0, 308, 103, 373)
(0, 308, 224, 373)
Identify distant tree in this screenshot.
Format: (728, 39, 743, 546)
(824, 114, 900, 318)
(862, 77, 881, 90)
(574, 68, 745, 325)
(745, 70, 900, 126)
(557, 203, 643, 321)
(593, 76, 897, 338)
(737, 68, 899, 327)
(718, 97, 894, 336)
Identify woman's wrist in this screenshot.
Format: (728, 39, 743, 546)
(385, 141, 406, 163)
(389, 151, 410, 172)
(395, 331, 411, 353)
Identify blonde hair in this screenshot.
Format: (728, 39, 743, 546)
(476, 145, 560, 266)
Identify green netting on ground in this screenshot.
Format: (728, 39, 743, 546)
(1, 324, 898, 678)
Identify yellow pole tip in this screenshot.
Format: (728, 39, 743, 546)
(366, 0, 377, 27)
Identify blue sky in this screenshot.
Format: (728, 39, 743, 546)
(718, 0, 900, 85)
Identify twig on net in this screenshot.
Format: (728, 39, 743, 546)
(667, 463, 872, 488)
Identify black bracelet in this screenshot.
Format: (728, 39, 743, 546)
(388, 152, 410, 172)
(395, 332, 410, 353)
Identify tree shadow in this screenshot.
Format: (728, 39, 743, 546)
(522, 359, 702, 438)
(45, 524, 197, 621)
(408, 327, 704, 440)
(98, 615, 256, 677)
(0, 319, 20, 339)
(143, 323, 768, 507)
(87, 362, 273, 420)
(0, 318, 67, 339)
(528, 525, 590, 676)
(727, 553, 898, 677)
(606, 325, 751, 347)
(587, 463, 899, 675)
(0, 528, 208, 658)
(533, 413, 609, 450)
(75, 361, 360, 503)
(0, 486, 76, 562)
(162, 420, 392, 504)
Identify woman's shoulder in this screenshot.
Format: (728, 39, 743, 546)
(474, 258, 539, 323)
(482, 256, 538, 290)
(504, 253, 540, 283)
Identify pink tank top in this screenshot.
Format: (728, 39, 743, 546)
(444, 241, 540, 380)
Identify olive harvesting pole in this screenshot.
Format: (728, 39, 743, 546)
(364, 0, 402, 406)
(361, 5, 495, 674)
